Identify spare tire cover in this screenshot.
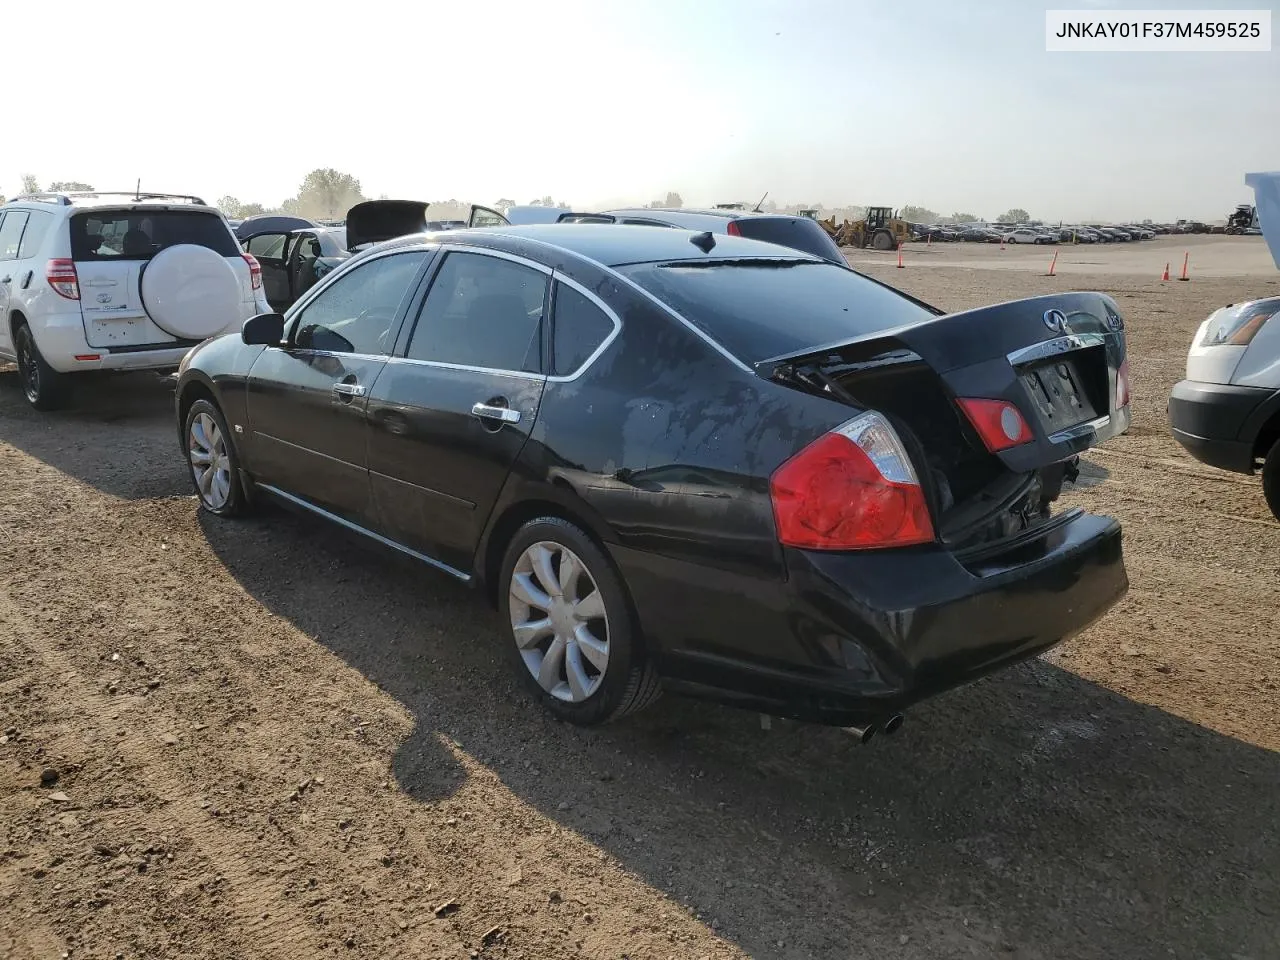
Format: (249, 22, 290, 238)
(140, 244, 242, 340)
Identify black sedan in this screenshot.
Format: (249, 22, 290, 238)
(175, 225, 1131, 735)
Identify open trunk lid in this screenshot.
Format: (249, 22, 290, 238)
(759, 292, 1130, 550)
(344, 200, 430, 249)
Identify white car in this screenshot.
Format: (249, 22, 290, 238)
(1168, 171, 1280, 519)
(1002, 228, 1052, 245)
(0, 190, 269, 410)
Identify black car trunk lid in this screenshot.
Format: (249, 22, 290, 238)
(344, 200, 430, 250)
(758, 292, 1129, 549)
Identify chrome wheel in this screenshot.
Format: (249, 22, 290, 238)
(188, 412, 232, 510)
(508, 541, 610, 703)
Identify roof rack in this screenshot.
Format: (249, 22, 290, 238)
(11, 190, 207, 206)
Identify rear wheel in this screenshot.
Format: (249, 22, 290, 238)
(1263, 440, 1280, 522)
(13, 321, 71, 411)
(184, 399, 250, 516)
(499, 517, 660, 725)
(872, 231, 894, 251)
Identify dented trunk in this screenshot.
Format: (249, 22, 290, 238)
(759, 292, 1130, 550)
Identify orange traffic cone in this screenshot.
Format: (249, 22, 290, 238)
(1178, 251, 1190, 281)
(1046, 249, 1059, 277)
(1161, 262, 1170, 281)
(896, 242, 904, 268)
(1000, 235, 1006, 251)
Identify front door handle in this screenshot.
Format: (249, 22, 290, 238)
(471, 402, 521, 424)
(0, 276, 10, 284)
(332, 381, 366, 399)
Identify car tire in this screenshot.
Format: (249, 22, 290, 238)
(499, 516, 661, 725)
(13, 321, 71, 411)
(184, 398, 250, 517)
(1263, 440, 1280, 522)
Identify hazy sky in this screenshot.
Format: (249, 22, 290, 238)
(5, 0, 1277, 221)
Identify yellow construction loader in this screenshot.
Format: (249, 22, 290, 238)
(800, 207, 911, 250)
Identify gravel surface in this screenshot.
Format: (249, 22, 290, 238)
(2, 235, 1278, 960)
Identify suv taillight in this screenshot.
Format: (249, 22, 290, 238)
(242, 253, 263, 290)
(1116, 359, 1131, 408)
(46, 259, 80, 300)
(726, 221, 742, 236)
(955, 398, 1033, 453)
(769, 411, 934, 550)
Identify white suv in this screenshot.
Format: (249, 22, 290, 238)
(0, 191, 270, 410)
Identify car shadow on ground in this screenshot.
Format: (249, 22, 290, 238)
(201, 506, 1280, 960)
(0, 369, 189, 501)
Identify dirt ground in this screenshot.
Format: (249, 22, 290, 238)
(2, 235, 1278, 960)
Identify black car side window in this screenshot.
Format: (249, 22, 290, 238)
(551, 282, 615, 376)
(406, 252, 548, 373)
(292, 251, 427, 356)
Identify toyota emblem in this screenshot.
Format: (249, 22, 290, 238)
(1042, 309, 1068, 334)
(96, 293, 112, 304)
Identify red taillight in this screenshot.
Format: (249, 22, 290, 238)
(726, 220, 742, 236)
(956, 398, 1033, 453)
(242, 252, 263, 290)
(770, 411, 934, 550)
(46, 259, 80, 300)
(1116, 359, 1131, 408)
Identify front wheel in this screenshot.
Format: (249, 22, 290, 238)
(13, 322, 71, 411)
(499, 517, 660, 725)
(1263, 440, 1280, 522)
(184, 399, 250, 516)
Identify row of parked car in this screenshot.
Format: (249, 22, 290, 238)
(911, 223, 1160, 244)
(1, 187, 1136, 741)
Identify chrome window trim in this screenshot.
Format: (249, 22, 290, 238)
(1006, 332, 1107, 367)
(385, 355, 546, 381)
(601, 266, 753, 374)
(407, 231, 757, 375)
(396, 245, 554, 379)
(283, 243, 439, 327)
(546, 272, 623, 383)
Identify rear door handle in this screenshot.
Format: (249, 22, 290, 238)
(0, 276, 10, 284)
(332, 382, 366, 398)
(471, 402, 521, 424)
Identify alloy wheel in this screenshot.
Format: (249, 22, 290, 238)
(508, 541, 610, 703)
(15, 328, 40, 405)
(188, 412, 232, 510)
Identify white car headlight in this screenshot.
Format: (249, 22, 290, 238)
(1201, 299, 1280, 347)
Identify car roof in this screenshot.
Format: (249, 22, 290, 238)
(405, 223, 822, 268)
(606, 207, 784, 220)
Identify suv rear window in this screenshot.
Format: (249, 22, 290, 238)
(70, 210, 238, 261)
(730, 217, 845, 263)
(616, 260, 934, 363)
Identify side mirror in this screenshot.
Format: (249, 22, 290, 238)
(242, 312, 285, 346)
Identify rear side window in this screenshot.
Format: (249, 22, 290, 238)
(70, 210, 239, 261)
(730, 217, 844, 263)
(616, 260, 934, 363)
(552, 283, 615, 375)
(0, 212, 29, 260)
(17, 210, 53, 258)
(407, 252, 547, 373)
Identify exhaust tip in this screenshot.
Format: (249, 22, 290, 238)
(882, 714, 905, 736)
(844, 724, 875, 745)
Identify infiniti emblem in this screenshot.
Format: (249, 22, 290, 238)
(1043, 309, 1068, 334)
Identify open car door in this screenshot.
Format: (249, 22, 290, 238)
(468, 205, 510, 228)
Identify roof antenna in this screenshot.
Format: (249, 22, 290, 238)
(135, 178, 141, 201)
(753, 190, 768, 213)
(690, 230, 716, 253)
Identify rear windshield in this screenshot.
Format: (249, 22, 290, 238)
(616, 260, 934, 363)
(71, 210, 238, 261)
(730, 217, 845, 263)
